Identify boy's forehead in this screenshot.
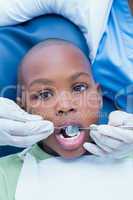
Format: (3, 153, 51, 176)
(19, 40, 91, 85)
(21, 40, 89, 64)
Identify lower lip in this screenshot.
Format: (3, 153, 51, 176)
(55, 131, 86, 151)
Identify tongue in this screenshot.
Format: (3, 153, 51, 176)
(61, 129, 71, 138)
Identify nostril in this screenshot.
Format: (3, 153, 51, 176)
(56, 110, 64, 116)
(69, 108, 75, 112)
(56, 108, 76, 116)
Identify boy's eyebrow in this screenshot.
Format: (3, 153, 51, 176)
(69, 72, 90, 81)
(29, 72, 90, 87)
(29, 79, 54, 87)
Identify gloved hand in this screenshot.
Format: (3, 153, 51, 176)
(84, 111, 133, 159)
(0, 97, 54, 148)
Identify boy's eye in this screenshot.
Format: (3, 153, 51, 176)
(31, 90, 54, 101)
(39, 90, 53, 100)
(72, 83, 88, 93)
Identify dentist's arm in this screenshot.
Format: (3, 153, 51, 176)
(0, 98, 54, 148)
(84, 111, 133, 159)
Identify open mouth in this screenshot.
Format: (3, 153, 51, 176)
(54, 123, 87, 151)
(59, 126, 80, 138)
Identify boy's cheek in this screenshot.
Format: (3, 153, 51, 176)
(25, 98, 54, 118)
(86, 92, 101, 108)
(79, 93, 101, 120)
(73, 90, 101, 110)
(28, 106, 53, 120)
(78, 102, 100, 126)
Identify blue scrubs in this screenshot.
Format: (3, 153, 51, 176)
(93, 0, 133, 113)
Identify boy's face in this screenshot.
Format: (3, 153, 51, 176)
(19, 41, 101, 158)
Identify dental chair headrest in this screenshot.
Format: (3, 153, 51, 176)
(0, 14, 89, 100)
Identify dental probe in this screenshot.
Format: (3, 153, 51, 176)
(54, 125, 133, 131)
(54, 124, 133, 137)
(54, 125, 97, 130)
(54, 125, 97, 137)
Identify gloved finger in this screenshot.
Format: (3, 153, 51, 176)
(1, 134, 47, 148)
(0, 120, 54, 147)
(107, 143, 133, 159)
(23, 120, 54, 136)
(0, 119, 24, 136)
(0, 130, 14, 146)
(0, 119, 54, 137)
(90, 130, 123, 150)
(90, 132, 113, 153)
(83, 142, 106, 156)
(10, 111, 43, 122)
(96, 125, 133, 143)
(0, 129, 32, 147)
(9, 133, 52, 148)
(0, 97, 43, 122)
(109, 111, 133, 127)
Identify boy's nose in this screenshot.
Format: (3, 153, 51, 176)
(56, 108, 76, 116)
(55, 92, 77, 116)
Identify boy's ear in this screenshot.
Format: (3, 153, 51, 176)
(16, 84, 26, 110)
(16, 96, 22, 107)
(16, 95, 26, 110)
(96, 83, 100, 91)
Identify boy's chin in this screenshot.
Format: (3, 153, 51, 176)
(40, 142, 87, 159)
(58, 147, 87, 159)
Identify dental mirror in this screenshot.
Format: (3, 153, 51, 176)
(65, 125, 80, 137)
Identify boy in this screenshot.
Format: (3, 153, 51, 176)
(17, 39, 101, 159)
(0, 39, 101, 199)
